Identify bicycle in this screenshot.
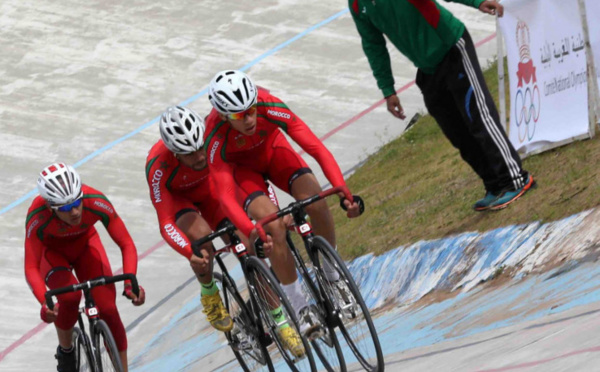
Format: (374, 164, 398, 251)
(45, 273, 140, 372)
(192, 223, 317, 372)
(255, 185, 384, 372)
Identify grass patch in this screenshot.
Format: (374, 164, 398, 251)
(332, 60, 600, 260)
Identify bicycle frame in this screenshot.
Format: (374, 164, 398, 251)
(192, 224, 273, 348)
(45, 274, 139, 371)
(255, 186, 348, 326)
(45, 273, 139, 323)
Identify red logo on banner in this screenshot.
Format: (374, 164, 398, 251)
(514, 21, 541, 143)
(516, 22, 537, 87)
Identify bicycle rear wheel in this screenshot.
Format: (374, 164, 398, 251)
(93, 320, 123, 372)
(214, 272, 274, 371)
(245, 256, 316, 372)
(73, 327, 94, 372)
(312, 236, 384, 372)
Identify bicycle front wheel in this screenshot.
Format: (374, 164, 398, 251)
(93, 320, 124, 372)
(312, 236, 384, 372)
(287, 233, 346, 372)
(245, 256, 316, 372)
(73, 327, 94, 372)
(215, 271, 274, 371)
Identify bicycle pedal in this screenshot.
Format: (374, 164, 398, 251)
(232, 340, 253, 352)
(304, 325, 325, 342)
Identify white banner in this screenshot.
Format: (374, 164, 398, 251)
(586, 0, 600, 117)
(499, 0, 589, 154)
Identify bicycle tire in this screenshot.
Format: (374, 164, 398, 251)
(287, 234, 347, 372)
(311, 236, 384, 372)
(93, 320, 123, 372)
(215, 271, 275, 371)
(73, 327, 95, 372)
(245, 256, 316, 372)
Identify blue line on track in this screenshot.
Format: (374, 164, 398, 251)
(0, 9, 349, 216)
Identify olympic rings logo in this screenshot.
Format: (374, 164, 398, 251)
(514, 85, 541, 143)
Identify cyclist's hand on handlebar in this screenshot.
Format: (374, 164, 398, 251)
(40, 303, 59, 323)
(339, 194, 365, 218)
(250, 228, 273, 258)
(124, 284, 146, 306)
(343, 198, 361, 218)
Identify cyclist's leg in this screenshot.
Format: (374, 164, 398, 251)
(174, 204, 233, 332)
(238, 166, 321, 338)
(267, 144, 340, 282)
(266, 138, 336, 247)
(175, 208, 214, 284)
(72, 233, 129, 370)
(236, 167, 294, 284)
(42, 249, 80, 355)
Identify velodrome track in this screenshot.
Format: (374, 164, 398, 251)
(4, 1, 600, 371)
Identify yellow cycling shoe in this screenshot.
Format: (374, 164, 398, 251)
(201, 291, 233, 332)
(278, 326, 305, 358)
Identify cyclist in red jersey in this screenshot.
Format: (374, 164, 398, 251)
(24, 162, 145, 372)
(145, 105, 240, 333)
(205, 70, 364, 353)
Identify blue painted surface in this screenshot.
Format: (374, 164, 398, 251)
(132, 209, 600, 370)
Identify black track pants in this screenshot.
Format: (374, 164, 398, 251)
(416, 29, 527, 193)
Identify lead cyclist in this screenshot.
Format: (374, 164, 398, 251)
(204, 70, 364, 357)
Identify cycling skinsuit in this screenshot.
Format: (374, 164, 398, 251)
(203, 87, 349, 237)
(24, 185, 137, 351)
(145, 140, 233, 259)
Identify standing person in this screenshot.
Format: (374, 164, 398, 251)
(25, 162, 145, 372)
(205, 70, 364, 356)
(349, 0, 535, 210)
(145, 105, 237, 333)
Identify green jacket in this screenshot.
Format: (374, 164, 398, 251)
(349, 0, 485, 97)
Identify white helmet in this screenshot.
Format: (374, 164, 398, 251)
(159, 106, 205, 154)
(208, 70, 257, 114)
(37, 162, 83, 206)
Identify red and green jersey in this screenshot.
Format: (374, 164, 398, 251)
(203, 87, 348, 237)
(349, 0, 484, 97)
(145, 140, 215, 258)
(24, 185, 138, 304)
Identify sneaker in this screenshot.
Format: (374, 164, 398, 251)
(473, 191, 499, 211)
(277, 326, 305, 358)
(55, 345, 77, 372)
(298, 305, 324, 341)
(201, 291, 234, 332)
(489, 175, 536, 211)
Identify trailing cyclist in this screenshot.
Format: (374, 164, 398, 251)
(24, 163, 145, 372)
(145, 105, 245, 333)
(205, 70, 363, 357)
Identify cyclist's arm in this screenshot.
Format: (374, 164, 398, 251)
(208, 155, 256, 238)
(146, 161, 195, 259)
(24, 236, 47, 304)
(104, 209, 139, 277)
